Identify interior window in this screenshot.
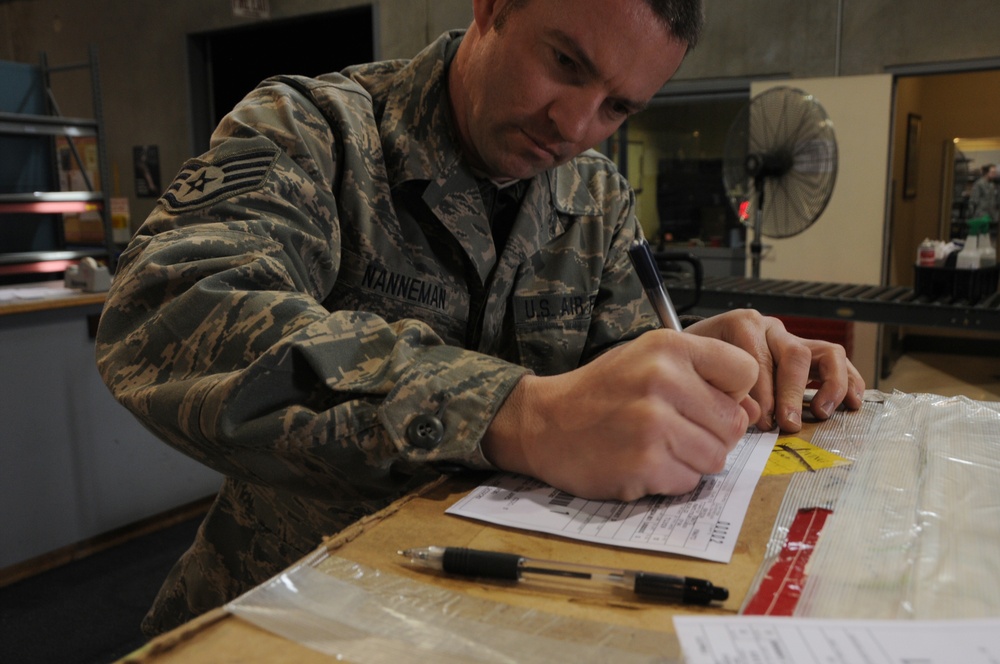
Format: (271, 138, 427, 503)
(608, 95, 748, 256)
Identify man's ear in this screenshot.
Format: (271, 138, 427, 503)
(472, 0, 508, 33)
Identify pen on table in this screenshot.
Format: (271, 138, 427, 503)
(627, 239, 683, 331)
(398, 546, 728, 605)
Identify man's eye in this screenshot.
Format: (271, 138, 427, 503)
(555, 51, 577, 71)
(604, 100, 633, 120)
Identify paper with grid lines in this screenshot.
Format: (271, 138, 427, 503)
(446, 428, 775, 563)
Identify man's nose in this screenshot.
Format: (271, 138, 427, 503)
(547, 90, 600, 145)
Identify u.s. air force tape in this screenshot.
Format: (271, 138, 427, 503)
(160, 146, 280, 212)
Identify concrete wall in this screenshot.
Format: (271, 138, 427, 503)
(0, 0, 474, 224)
(682, 1, 1000, 80)
(2, 0, 1000, 251)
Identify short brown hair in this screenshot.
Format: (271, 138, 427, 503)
(644, 0, 704, 48)
(495, 0, 704, 49)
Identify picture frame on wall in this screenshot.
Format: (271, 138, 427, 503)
(903, 113, 921, 199)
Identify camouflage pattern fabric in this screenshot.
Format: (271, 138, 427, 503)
(968, 174, 1000, 221)
(95, 30, 657, 636)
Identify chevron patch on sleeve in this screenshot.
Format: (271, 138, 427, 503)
(160, 147, 280, 212)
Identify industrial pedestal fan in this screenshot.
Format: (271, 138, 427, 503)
(722, 87, 839, 278)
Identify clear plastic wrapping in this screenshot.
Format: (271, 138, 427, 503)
(227, 550, 680, 663)
(227, 390, 1000, 660)
(741, 393, 881, 614)
(793, 391, 1000, 619)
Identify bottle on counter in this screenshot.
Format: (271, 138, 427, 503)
(956, 219, 983, 270)
(917, 238, 937, 267)
(978, 220, 995, 268)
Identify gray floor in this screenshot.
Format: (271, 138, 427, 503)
(0, 516, 200, 664)
(879, 351, 1000, 402)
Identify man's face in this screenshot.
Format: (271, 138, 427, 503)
(452, 0, 688, 181)
(989, 166, 998, 181)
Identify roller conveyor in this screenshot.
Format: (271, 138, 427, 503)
(666, 274, 1000, 331)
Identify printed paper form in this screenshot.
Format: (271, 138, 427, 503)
(673, 615, 1000, 664)
(446, 428, 776, 563)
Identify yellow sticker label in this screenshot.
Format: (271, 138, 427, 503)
(763, 437, 853, 476)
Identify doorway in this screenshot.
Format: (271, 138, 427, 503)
(882, 66, 1000, 377)
(888, 67, 1000, 291)
(187, 5, 375, 153)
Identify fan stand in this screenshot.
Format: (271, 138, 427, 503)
(745, 148, 793, 279)
(751, 173, 765, 279)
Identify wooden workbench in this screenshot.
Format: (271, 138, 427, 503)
(123, 438, 803, 663)
(0, 281, 105, 316)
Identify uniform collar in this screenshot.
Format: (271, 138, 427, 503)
(363, 31, 466, 186)
(348, 32, 603, 282)
(357, 30, 601, 218)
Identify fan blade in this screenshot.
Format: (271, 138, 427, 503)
(739, 87, 839, 238)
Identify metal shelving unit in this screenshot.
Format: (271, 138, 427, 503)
(0, 46, 115, 278)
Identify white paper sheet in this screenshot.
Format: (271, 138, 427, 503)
(673, 615, 1000, 664)
(446, 428, 776, 563)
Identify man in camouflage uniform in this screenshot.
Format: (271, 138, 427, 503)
(968, 163, 999, 222)
(96, 0, 864, 636)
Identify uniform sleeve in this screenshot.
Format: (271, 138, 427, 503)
(95, 78, 528, 501)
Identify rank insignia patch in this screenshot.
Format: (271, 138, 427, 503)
(160, 147, 280, 212)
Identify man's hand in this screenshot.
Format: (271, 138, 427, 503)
(482, 330, 760, 502)
(684, 310, 865, 432)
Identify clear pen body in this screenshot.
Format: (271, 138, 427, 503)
(644, 282, 684, 331)
(401, 545, 636, 587)
(627, 239, 683, 331)
(398, 546, 726, 604)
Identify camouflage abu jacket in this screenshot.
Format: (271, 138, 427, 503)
(968, 175, 999, 221)
(95, 30, 656, 635)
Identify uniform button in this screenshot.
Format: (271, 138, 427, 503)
(406, 414, 444, 449)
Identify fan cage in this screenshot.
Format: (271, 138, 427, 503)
(722, 86, 838, 239)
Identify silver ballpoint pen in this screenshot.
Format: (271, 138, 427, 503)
(627, 239, 683, 331)
(398, 546, 728, 605)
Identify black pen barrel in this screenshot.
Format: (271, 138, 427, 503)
(441, 547, 522, 581)
(633, 572, 729, 604)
